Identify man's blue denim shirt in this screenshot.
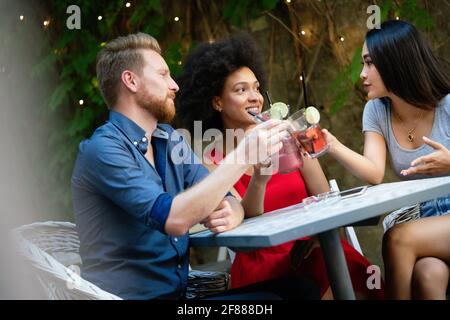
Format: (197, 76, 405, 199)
(71, 111, 209, 300)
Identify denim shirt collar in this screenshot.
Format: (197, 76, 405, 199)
(108, 111, 169, 154)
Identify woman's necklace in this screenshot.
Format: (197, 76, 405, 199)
(393, 108, 425, 143)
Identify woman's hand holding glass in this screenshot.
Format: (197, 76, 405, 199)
(321, 129, 343, 155)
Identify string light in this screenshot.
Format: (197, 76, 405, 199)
(125, 2, 131, 7)
(300, 30, 306, 36)
(299, 75, 303, 81)
(177, 61, 182, 66)
(339, 36, 345, 42)
(79, 100, 84, 106)
(43, 20, 50, 27)
(286, 0, 292, 3)
(98, 16, 103, 21)
(174, 16, 180, 22)
(396, 16, 400, 20)
(19, 15, 24, 21)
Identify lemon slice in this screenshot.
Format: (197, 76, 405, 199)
(270, 102, 289, 120)
(305, 106, 320, 124)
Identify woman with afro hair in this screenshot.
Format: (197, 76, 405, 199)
(176, 32, 384, 300)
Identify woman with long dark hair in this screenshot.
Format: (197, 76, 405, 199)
(324, 20, 450, 299)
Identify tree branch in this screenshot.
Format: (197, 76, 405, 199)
(195, 0, 214, 41)
(264, 11, 311, 54)
(296, 28, 326, 108)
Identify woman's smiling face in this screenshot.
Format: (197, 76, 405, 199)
(213, 66, 264, 130)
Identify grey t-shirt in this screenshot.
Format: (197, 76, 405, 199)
(362, 94, 450, 180)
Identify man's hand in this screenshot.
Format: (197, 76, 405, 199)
(231, 119, 289, 166)
(401, 137, 450, 176)
(202, 198, 244, 233)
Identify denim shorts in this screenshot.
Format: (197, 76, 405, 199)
(420, 194, 450, 218)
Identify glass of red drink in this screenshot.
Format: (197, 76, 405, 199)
(288, 109, 329, 158)
(248, 109, 304, 174)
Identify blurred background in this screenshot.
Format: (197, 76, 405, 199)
(1, 0, 449, 297)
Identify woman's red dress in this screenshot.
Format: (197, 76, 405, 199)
(230, 170, 384, 299)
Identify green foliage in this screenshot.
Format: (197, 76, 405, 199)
(328, 48, 362, 114)
(222, 0, 279, 26)
(165, 42, 184, 77)
(129, 0, 165, 36)
(397, 0, 434, 29)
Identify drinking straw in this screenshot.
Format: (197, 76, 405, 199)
(301, 71, 309, 108)
(265, 91, 273, 107)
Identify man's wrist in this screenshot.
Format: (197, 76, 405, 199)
(221, 148, 251, 169)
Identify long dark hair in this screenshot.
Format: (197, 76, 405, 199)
(175, 32, 267, 136)
(366, 20, 450, 109)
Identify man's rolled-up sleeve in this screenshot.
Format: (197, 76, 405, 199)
(83, 136, 172, 232)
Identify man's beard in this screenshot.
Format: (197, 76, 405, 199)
(136, 91, 175, 123)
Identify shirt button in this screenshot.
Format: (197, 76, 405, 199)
(174, 237, 178, 242)
(142, 137, 147, 142)
(178, 264, 182, 269)
(133, 141, 138, 146)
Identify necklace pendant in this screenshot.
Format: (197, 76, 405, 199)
(408, 134, 414, 142)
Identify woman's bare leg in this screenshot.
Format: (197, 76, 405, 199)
(382, 215, 450, 299)
(412, 257, 449, 300)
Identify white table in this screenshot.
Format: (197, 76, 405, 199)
(190, 176, 450, 299)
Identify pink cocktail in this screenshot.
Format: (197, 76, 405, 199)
(274, 136, 303, 174)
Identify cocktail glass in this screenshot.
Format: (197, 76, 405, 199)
(248, 109, 304, 174)
(288, 109, 329, 158)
